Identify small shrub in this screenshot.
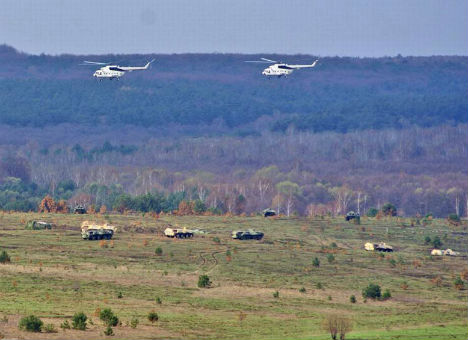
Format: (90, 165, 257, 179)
(350, 295, 356, 303)
(72, 312, 87, 330)
(424, 236, 431, 245)
(299, 287, 306, 293)
(327, 295, 332, 301)
(0, 250, 10, 264)
(100, 308, 119, 327)
(198, 274, 211, 288)
(212, 236, 221, 244)
(156, 296, 162, 304)
(448, 214, 461, 225)
(130, 318, 139, 329)
(366, 207, 378, 217)
(362, 283, 381, 300)
(60, 320, 71, 329)
(382, 289, 392, 300)
(401, 281, 409, 290)
(147, 311, 159, 323)
(155, 247, 163, 256)
(454, 276, 464, 290)
(388, 258, 396, 268)
(18, 315, 43, 332)
(273, 291, 280, 298)
(104, 325, 114, 336)
(312, 257, 320, 267)
(327, 254, 335, 264)
(316, 282, 323, 289)
(117, 291, 123, 299)
(330, 242, 338, 249)
(43, 323, 58, 333)
(432, 236, 442, 249)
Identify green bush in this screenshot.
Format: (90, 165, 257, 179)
(381, 203, 397, 216)
(432, 236, 442, 249)
(299, 287, 306, 293)
(117, 291, 123, 299)
(424, 236, 431, 245)
(72, 312, 87, 330)
(316, 282, 323, 289)
(155, 247, 163, 256)
(130, 318, 139, 329)
(448, 214, 461, 224)
(104, 325, 114, 336)
(350, 295, 356, 303)
(43, 323, 57, 333)
(18, 315, 43, 332)
(366, 207, 378, 217)
(60, 320, 71, 329)
(382, 289, 392, 300)
(100, 308, 119, 327)
(312, 257, 320, 267)
(327, 254, 335, 263)
(198, 274, 211, 288)
(155, 296, 162, 304)
(273, 291, 279, 298)
(147, 311, 159, 323)
(0, 250, 10, 264)
(362, 283, 381, 300)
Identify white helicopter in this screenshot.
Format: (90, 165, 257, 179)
(245, 58, 318, 77)
(81, 59, 155, 80)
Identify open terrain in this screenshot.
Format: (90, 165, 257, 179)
(0, 212, 467, 339)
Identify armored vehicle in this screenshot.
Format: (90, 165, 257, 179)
(164, 227, 194, 239)
(74, 205, 87, 214)
(346, 211, 360, 221)
(364, 242, 393, 252)
(263, 209, 276, 217)
(25, 220, 52, 230)
(81, 221, 116, 240)
(232, 229, 264, 240)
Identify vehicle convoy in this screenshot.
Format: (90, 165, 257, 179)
(81, 221, 116, 240)
(364, 242, 393, 252)
(164, 227, 194, 238)
(232, 229, 264, 240)
(25, 220, 52, 230)
(431, 248, 459, 256)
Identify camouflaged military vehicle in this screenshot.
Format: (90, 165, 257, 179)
(74, 205, 87, 214)
(346, 211, 360, 221)
(81, 221, 116, 240)
(164, 227, 194, 238)
(365, 242, 393, 252)
(25, 220, 52, 230)
(263, 209, 276, 217)
(232, 229, 264, 240)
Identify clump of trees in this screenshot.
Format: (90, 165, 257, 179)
(362, 283, 392, 301)
(322, 315, 353, 340)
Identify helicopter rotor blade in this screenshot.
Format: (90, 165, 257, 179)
(81, 61, 110, 65)
(260, 58, 277, 63)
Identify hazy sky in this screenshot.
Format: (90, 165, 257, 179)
(1, 0, 467, 56)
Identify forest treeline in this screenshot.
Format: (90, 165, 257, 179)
(0, 125, 466, 217)
(0, 45, 467, 133)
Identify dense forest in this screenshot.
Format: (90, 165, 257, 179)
(0, 45, 466, 217)
(0, 45, 467, 133)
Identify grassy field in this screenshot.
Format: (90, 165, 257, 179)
(0, 212, 467, 339)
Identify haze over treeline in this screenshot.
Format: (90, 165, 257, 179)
(0, 45, 466, 217)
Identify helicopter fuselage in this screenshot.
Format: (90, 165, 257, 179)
(262, 64, 295, 77)
(93, 66, 125, 79)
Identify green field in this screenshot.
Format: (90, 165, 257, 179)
(0, 212, 467, 339)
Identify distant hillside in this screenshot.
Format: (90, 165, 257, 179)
(0, 45, 467, 133)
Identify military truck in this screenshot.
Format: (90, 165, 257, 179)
(81, 221, 116, 240)
(263, 209, 276, 217)
(232, 229, 264, 240)
(346, 211, 360, 221)
(164, 227, 194, 239)
(25, 220, 52, 230)
(364, 242, 393, 252)
(74, 205, 87, 214)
